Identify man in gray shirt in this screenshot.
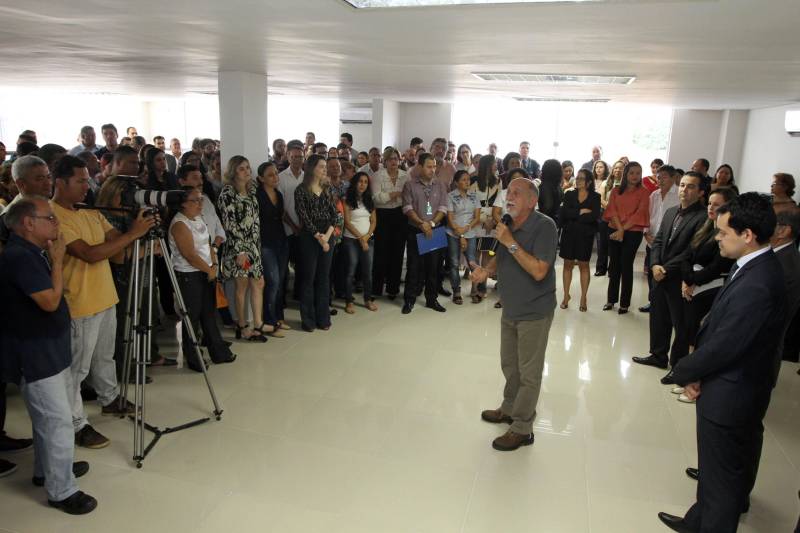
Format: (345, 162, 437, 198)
(471, 177, 558, 451)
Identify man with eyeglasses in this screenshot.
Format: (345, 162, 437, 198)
(50, 156, 155, 450)
(0, 196, 98, 514)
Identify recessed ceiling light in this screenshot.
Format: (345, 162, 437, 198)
(474, 73, 635, 85)
(345, 0, 594, 7)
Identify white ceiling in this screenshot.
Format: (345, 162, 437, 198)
(1, 0, 798, 109)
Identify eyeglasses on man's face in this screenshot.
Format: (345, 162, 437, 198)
(31, 213, 58, 223)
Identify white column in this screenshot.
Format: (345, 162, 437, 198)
(371, 98, 400, 150)
(218, 71, 268, 168)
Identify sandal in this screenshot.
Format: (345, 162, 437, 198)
(268, 329, 285, 338)
(580, 297, 587, 312)
(560, 296, 570, 310)
(345, 302, 356, 314)
(365, 300, 378, 312)
(278, 321, 292, 330)
(471, 294, 482, 304)
(258, 323, 276, 334)
(453, 295, 463, 305)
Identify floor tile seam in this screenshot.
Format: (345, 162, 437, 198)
(457, 471, 480, 533)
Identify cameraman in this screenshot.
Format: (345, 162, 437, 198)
(0, 197, 97, 514)
(50, 156, 156, 450)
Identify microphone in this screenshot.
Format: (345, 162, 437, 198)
(488, 214, 513, 256)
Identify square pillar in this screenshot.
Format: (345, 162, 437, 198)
(218, 71, 268, 169)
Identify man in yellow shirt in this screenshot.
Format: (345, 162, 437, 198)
(51, 156, 155, 449)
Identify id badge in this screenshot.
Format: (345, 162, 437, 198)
(426, 201, 433, 216)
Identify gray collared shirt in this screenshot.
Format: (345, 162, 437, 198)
(402, 176, 448, 226)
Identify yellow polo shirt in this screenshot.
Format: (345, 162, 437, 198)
(50, 201, 119, 319)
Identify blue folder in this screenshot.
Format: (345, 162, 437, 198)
(416, 226, 448, 255)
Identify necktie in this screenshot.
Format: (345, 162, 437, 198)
(726, 263, 740, 284)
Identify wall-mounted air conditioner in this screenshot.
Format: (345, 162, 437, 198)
(785, 110, 800, 137)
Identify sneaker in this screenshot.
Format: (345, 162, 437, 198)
(671, 386, 685, 395)
(33, 461, 90, 486)
(0, 433, 33, 452)
(48, 490, 98, 515)
(0, 458, 17, 478)
(101, 396, 135, 416)
(75, 426, 110, 449)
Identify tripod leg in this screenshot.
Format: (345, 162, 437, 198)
(119, 240, 139, 409)
(158, 237, 224, 420)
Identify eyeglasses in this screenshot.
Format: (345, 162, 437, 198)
(185, 198, 204, 204)
(31, 214, 58, 223)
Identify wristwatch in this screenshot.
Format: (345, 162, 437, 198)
(508, 243, 519, 255)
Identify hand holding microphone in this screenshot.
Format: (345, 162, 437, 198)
(488, 214, 513, 256)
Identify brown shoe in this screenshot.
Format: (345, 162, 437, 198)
(101, 396, 135, 417)
(481, 408, 512, 424)
(75, 425, 110, 449)
(492, 430, 534, 451)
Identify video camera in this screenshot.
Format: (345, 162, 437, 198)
(116, 175, 188, 211)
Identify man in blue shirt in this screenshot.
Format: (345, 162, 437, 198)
(519, 141, 541, 179)
(0, 197, 97, 515)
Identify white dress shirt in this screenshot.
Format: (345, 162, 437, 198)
(358, 163, 383, 182)
(201, 193, 226, 243)
(731, 246, 772, 281)
(371, 168, 408, 209)
(277, 167, 304, 235)
(647, 185, 679, 237)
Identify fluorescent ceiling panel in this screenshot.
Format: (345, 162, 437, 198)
(346, 0, 593, 6)
(514, 97, 611, 102)
(473, 73, 635, 85)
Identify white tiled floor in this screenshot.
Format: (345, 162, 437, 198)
(1, 260, 798, 532)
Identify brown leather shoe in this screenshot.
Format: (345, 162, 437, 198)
(492, 430, 534, 451)
(481, 408, 512, 424)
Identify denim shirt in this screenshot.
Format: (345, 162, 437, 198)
(446, 190, 480, 238)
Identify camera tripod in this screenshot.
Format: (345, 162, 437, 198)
(117, 226, 223, 468)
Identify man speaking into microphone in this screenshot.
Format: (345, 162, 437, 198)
(471, 177, 558, 451)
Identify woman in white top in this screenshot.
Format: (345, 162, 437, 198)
(169, 187, 236, 370)
(343, 172, 378, 313)
(370, 147, 409, 299)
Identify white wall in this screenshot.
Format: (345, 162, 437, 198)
(398, 103, 452, 150)
(339, 122, 372, 154)
(739, 104, 800, 197)
(667, 109, 724, 171)
(716, 110, 749, 174)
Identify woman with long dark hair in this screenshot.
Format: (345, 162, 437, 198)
(294, 154, 338, 331)
(711, 163, 738, 194)
(559, 169, 601, 312)
(343, 172, 378, 313)
(679, 188, 737, 356)
(594, 159, 615, 276)
(537, 159, 564, 225)
(602, 161, 650, 314)
(470, 154, 501, 303)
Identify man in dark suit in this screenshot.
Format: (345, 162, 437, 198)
(633, 172, 707, 379)
(658, 193, 785, 533)
(772, 208, 800, 362)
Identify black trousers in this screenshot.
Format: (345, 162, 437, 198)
(0, 381, 6, 434)
(403, 226, 442, 305)
(606, 230, 643, 308)
(684, 414, 763, 533)
(298, 232, 333, 330)
(649, 277, 689, 366)
(684, 288, 718, 348)
(372, 207, 407, 296)
(644, 245, 654, 295)
(783, 307, 800, 362)
(175, 271, 233, 365)
(595, 219, 610, 274)
(154, 255, 176, 317)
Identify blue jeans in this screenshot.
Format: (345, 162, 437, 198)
(261, 240, 289, 326)
(21, 368, 79, 502)
(344, 237, 374, 303)
(446, 234, 477, 292)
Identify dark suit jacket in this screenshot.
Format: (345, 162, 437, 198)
(650, 202, 707, 280)
(776, 244, 800, 354)
(672, 249, 786, 426)
(165, 153, 178, 174)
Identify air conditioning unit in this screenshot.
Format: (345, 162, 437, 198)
(785, 110, 800, 137)
(340, 105, 372, 125)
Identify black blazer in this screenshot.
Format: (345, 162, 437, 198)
(672, 249, 786, 426)
(680, 233, 734, 286)
(776, 244, 800, 358)
(559, 190, 600, 236)
(650, 202, 707, 280)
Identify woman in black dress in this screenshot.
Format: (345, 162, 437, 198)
(559, 169, 601, 312)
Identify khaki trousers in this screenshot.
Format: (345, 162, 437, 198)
(499, 312, 554, 434)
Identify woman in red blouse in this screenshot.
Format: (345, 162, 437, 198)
(602, 161, 650, 314)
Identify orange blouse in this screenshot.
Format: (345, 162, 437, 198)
(602, 185, 650, 232)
